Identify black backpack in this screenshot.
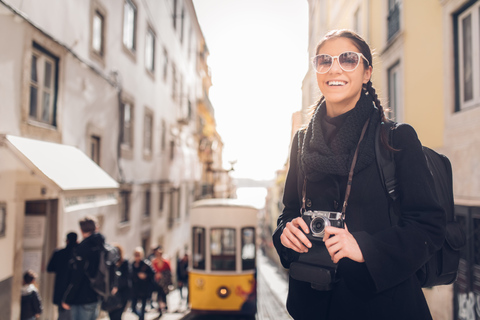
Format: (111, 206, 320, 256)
(86, 243, 121, 310)
(375, 121, 466, 287)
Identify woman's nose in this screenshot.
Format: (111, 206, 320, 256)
(329, 57, 342, 73)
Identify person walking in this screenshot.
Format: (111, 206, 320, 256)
(131, 247, 155, 320)
(47, 232, 78, 320)
(176, 253, 189, 303)
(151, 246, 172, 316)
(273, 29, 445, 320)
(21, 270, 43, 320)
(108, 244, 131, 320)
(62, 216, 105, 320)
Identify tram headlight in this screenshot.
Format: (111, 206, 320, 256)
(217, 286, 230, 299)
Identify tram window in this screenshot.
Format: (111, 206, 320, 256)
(242, 227, 256, 270)
(192, 227, 205, 270)
(211, 228, 236, 271)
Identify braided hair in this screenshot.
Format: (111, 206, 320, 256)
(310, 29, 394, 151)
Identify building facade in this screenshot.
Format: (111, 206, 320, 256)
(0, 0, 227, 319)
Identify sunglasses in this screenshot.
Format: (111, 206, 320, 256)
(312, 51, 370, 74)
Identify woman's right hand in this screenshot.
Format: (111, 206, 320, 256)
(280, 217, 312, 253)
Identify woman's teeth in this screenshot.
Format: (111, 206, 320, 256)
(327, 81, 346, 86)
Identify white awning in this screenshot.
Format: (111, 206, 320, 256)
(2, 135, 119, 192)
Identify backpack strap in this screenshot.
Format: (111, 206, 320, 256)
(375, 121, 399, 202)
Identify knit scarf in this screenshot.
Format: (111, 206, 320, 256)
(300, 92, 379, 181)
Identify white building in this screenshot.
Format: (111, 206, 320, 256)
(0, 0, 210, 318)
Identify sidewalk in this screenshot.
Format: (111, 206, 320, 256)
(99, 288, 189, 320)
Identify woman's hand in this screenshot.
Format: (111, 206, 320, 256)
(323, 224, 364, 263)
(280, 217, 312, 253)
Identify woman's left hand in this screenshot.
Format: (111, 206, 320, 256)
(323, 224, 364, 264)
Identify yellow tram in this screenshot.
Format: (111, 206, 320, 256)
(189, 198, 258, 317)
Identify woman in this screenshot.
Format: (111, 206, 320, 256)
(272, 29, 445, 320)
(131, 247, 155, 320)
(108, 244, 131, 320)
(151, 246, 172, 315)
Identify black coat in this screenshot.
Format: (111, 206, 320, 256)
(20, 284, 42, 319)
(47, 243, 77, 305)
(63, 233, 105, 305)
(131, 259, 155, 299)
(273, 122, 446, 320)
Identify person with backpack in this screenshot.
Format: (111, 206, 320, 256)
(131, 247, 155, 320)
(107, 244, 131, 320)
(47, 232, 78, 320)
(272, 29, 446, 320)
(62, 215, 105, 320)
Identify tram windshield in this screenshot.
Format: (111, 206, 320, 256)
(211, 228, 236, 271)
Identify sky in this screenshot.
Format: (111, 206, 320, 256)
(192, 0, 309, 181)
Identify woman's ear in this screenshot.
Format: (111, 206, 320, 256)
(363, 65, 373, 84)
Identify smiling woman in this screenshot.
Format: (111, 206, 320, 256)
(272, 29, 446, 320)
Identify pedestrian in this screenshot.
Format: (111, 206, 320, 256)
(20, 270, 43, 320)
(176, 253, 189, 302)
(47, 231, 78, 320)
(272, 29, 445, 320)
(62, 216, 105, 320)
(151, 246, 172, 316)
(131, 247, 155, 320)
(108, 244, 131, 320)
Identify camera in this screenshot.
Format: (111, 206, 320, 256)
(289, 210, 345, 291)
(302, 210, 344, 240)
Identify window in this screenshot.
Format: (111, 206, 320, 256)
(456, 2, 480, 111)
(29, 44, 58, 126)
(144, 110, 153, 156)
(159, 187, 165, 212)
(121, 102, 133, 148)
(144, 187, 151, 217)
(169, 140, 175, 161)
(242, 228, 255, 270)
(192, 227, 205, 270)
(123, 0, 137, 52)
(161, 119, 167, 151)
(172, 63, 177, 101)
(92, 10, 105, 57)
(90, 135, 101, 165)
(0, 203, 6, 238)
(163, 48, 169, 82)
(172, 0, 178, 30)
(180, 6, 185, 43)
(120, 190, 131, 222)
(388, 61, 401, 120)
(454, 205, 480, 318)
(211, 228, 236, 271)
(168, 188, 179, 228)
(387, 0, 400, 41)
(145, 27, 155, 73)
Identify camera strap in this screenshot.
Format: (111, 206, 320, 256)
(301, 118, 371, 218)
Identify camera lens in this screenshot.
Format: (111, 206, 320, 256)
(312, 219, 325, 233)
(310, 216, 330, 237)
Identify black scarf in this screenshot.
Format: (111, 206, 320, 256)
(300, 92, 379, 181)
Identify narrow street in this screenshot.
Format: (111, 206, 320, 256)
(118, 251, 292, 320)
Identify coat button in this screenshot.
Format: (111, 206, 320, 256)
(306, 198, 312, 208)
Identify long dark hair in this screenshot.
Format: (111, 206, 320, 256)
(312, 29, 394, 151)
